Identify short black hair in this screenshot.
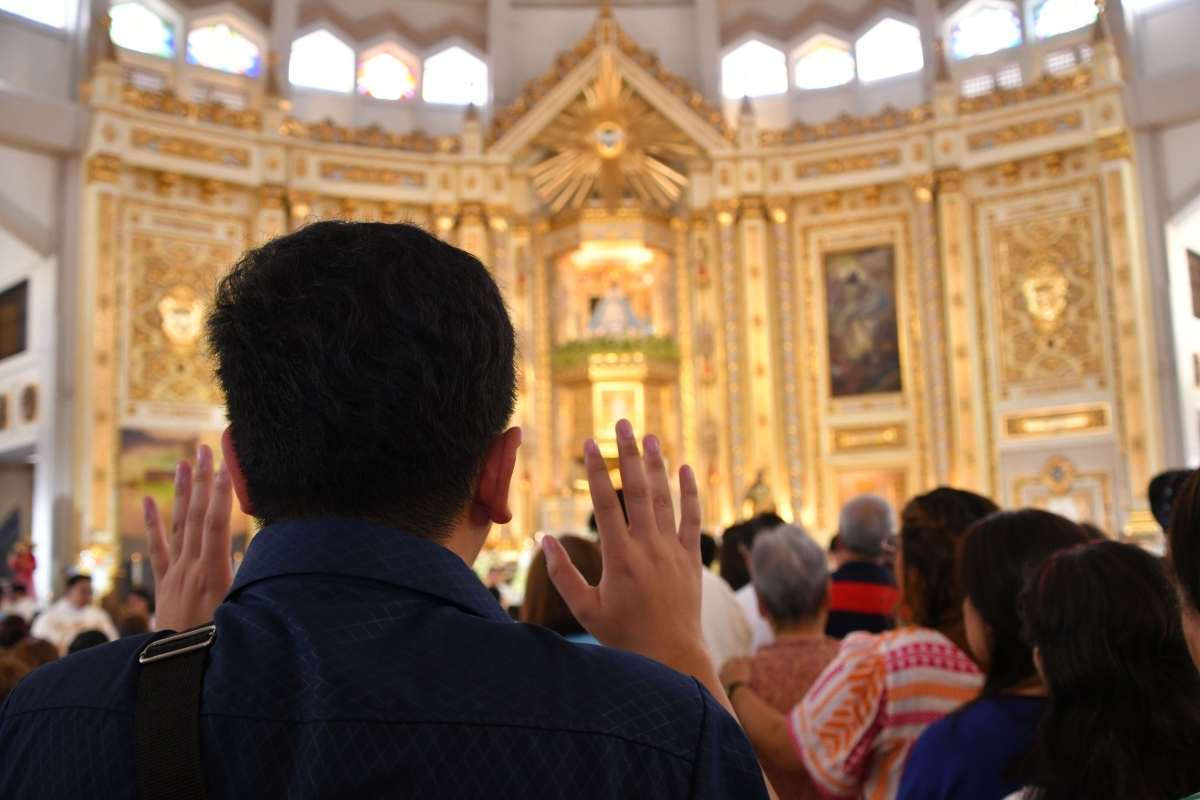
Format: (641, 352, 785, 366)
(64, 574, 91, 591)
(1169, 469, 1200, 613)
(699, 533, 717, 568)
(207, 221, 516, 540)
(1150, 469, 1195, 530)
(67, 629, 109, 654)
(127, 587, 154, 613)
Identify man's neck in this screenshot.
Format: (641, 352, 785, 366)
(772, 617, 828, 640)
(844, 552, 881, 565)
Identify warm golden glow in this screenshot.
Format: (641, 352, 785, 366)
(569, 240, 656, 270)
(529, 52, 699, 212)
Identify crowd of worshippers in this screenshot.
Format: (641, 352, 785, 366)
(3, 220, 1200, 799)
(513, 476, 1200, 800)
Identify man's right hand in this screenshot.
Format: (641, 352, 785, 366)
(143, 444, 235, 632)
(544, 419, 711, 679)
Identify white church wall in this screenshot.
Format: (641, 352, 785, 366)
(1136, 0, 1200, 78)
(1165, 203, 1200, 466)
(0, 14, 75, 99)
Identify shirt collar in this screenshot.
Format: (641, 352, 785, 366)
(227, 517, 512, 624)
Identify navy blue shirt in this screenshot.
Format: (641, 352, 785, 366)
(825, 560, 899, 639)
(896, 695, 1044, 800)
(0, 518, 768, 798)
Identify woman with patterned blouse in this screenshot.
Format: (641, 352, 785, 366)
(723, 488, 997, 800)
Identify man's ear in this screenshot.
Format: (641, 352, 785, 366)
(472, 427, 522, 527)
(221, 426, 254, 515)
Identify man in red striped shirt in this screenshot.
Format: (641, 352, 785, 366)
(825, 495, 900, 638)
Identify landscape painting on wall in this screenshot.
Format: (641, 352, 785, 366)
(824, 245, 902, 397)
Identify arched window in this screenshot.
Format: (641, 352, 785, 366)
(110, 3, 174, 58)
(856, 19, 924, 82)
(289, 29, 355, 93)
(793, 36, 856, 90)
(358, 46, 418, 100)
(187, 22, 261, 76)
(422, 46, 487, 105)
(722, 40, 788, 99)
(1032, 0, 1098, 39)
(0, 0, 68, 27)
(950, 6, 1023, 59)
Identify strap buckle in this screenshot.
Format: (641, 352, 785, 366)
(138, 623, 217, 664)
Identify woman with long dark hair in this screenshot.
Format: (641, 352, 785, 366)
(1017, 540, 1200, 800)
(721, 488, 997, 800)
(897, 510, 1089, 800)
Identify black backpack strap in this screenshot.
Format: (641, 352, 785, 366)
(134, 623, 217, 800)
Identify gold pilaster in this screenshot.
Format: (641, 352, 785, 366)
(769, 201, 801, 519)
(715, 202, 745, 512)
(672, 218, 698, 473)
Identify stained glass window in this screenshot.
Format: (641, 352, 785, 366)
(289, 29, 354, 93)
(358, 51, 418, 100)
(856, 19, 924, 82)
(794, 41, 856, 90)
(950, 6, 1023, 59)
(721, 40, 788, 99)
(187, 22, 261, 77)
(422, 46, 487, 105)
(0, 0, 67, 27)
(110, 3, 174, 58)
(1033, 0, 1098, 39)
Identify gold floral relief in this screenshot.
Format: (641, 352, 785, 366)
(127, 232, 233, 404)
(991, 212, 1104, 385)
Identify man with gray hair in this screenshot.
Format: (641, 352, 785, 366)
(720, 525, 840, 800)
(825, 495, 899, 638)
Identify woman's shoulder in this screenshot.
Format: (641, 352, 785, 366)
(872, 627, 981, 677)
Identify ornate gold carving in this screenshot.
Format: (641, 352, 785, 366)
(528, 52, 699, 212)
(19, 385, 36, 423)
(90, 194, 117, 534)
(991, 211, 1104, 384)
(761, 105, 933, 147)
(1003, 404, 1110, 440)
(128, 231, 234, 403)
(1021, 262, 1070, 333)
(488, 12, 732, 145)
(319, 163, 426, 188)
(936, 169, 963, 193)
(831, 424, 907, 452)
(156, 286, 205, 352)
(122, 85, 261, 131)
(968, 112, 1083, 151)
(957, 71, 1093, 115)
(280, 119, 460, 154)
(88, 154, 121, 183)
(1099, 131, 1132, 162)
(258, 184, 285, 209)
(1040, 455, 1077, 495)
(131, 129, 250, 167)
(794, 150, 901, 180)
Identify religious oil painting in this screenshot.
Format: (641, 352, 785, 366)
(117, 428, 250, 543)
(823, 246, 902, 397)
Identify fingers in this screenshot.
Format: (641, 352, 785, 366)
(614, 420, 656, 537)
(585, 438, 628, 549)
(544, 535, 598, 622)
(642, 435, 677, 538)
(200, 459, 234, 569)
(677, 464, 702, 558)
(183, 446, 214, 560)
(144, 497, 169, 584)
(168, 460, 193, 564)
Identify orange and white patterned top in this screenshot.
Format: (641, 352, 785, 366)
(789, 627, 982, 800)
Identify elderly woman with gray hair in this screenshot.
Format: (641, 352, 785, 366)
(720, 524, 840, 800)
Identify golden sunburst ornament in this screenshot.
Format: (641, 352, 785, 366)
(529, 52, 699, 212)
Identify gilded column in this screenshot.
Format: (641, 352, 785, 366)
(510, 218, 535, 538)
(769, 200, 802, 520)
(532, 221, 554, 527)
(457, 203, 489, 263)
(1098, 132, 1162, 532)
(673, 218, 698, 471)
(936, 169, 990, 494)
(715, 202, 746, 514)
(691, 215, 729, 526)
(910, 175, 953, 485)
(82, 154, 122, 556)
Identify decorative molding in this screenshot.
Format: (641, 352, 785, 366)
(88, 154, 122, 183)
(1098, 131, 1132, 162)
(1002, 404, 1111, 440)
(762, 106, 932, 148)
(967, 112, 1084, 152)
(957, 71, 1093, 115)
(319, 163, 427, 188)
(280, 119, 460, 154)
(122, 86, 260, 131)
(794, 150, 901, 180)
(131, 129, 250, 167)
(831, 424, 907, 453)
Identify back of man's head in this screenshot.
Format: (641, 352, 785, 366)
(207, 221, 516, 540)
(838, 495, 895, 558)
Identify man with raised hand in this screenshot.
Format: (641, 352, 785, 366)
(0, 221, 768, 799)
